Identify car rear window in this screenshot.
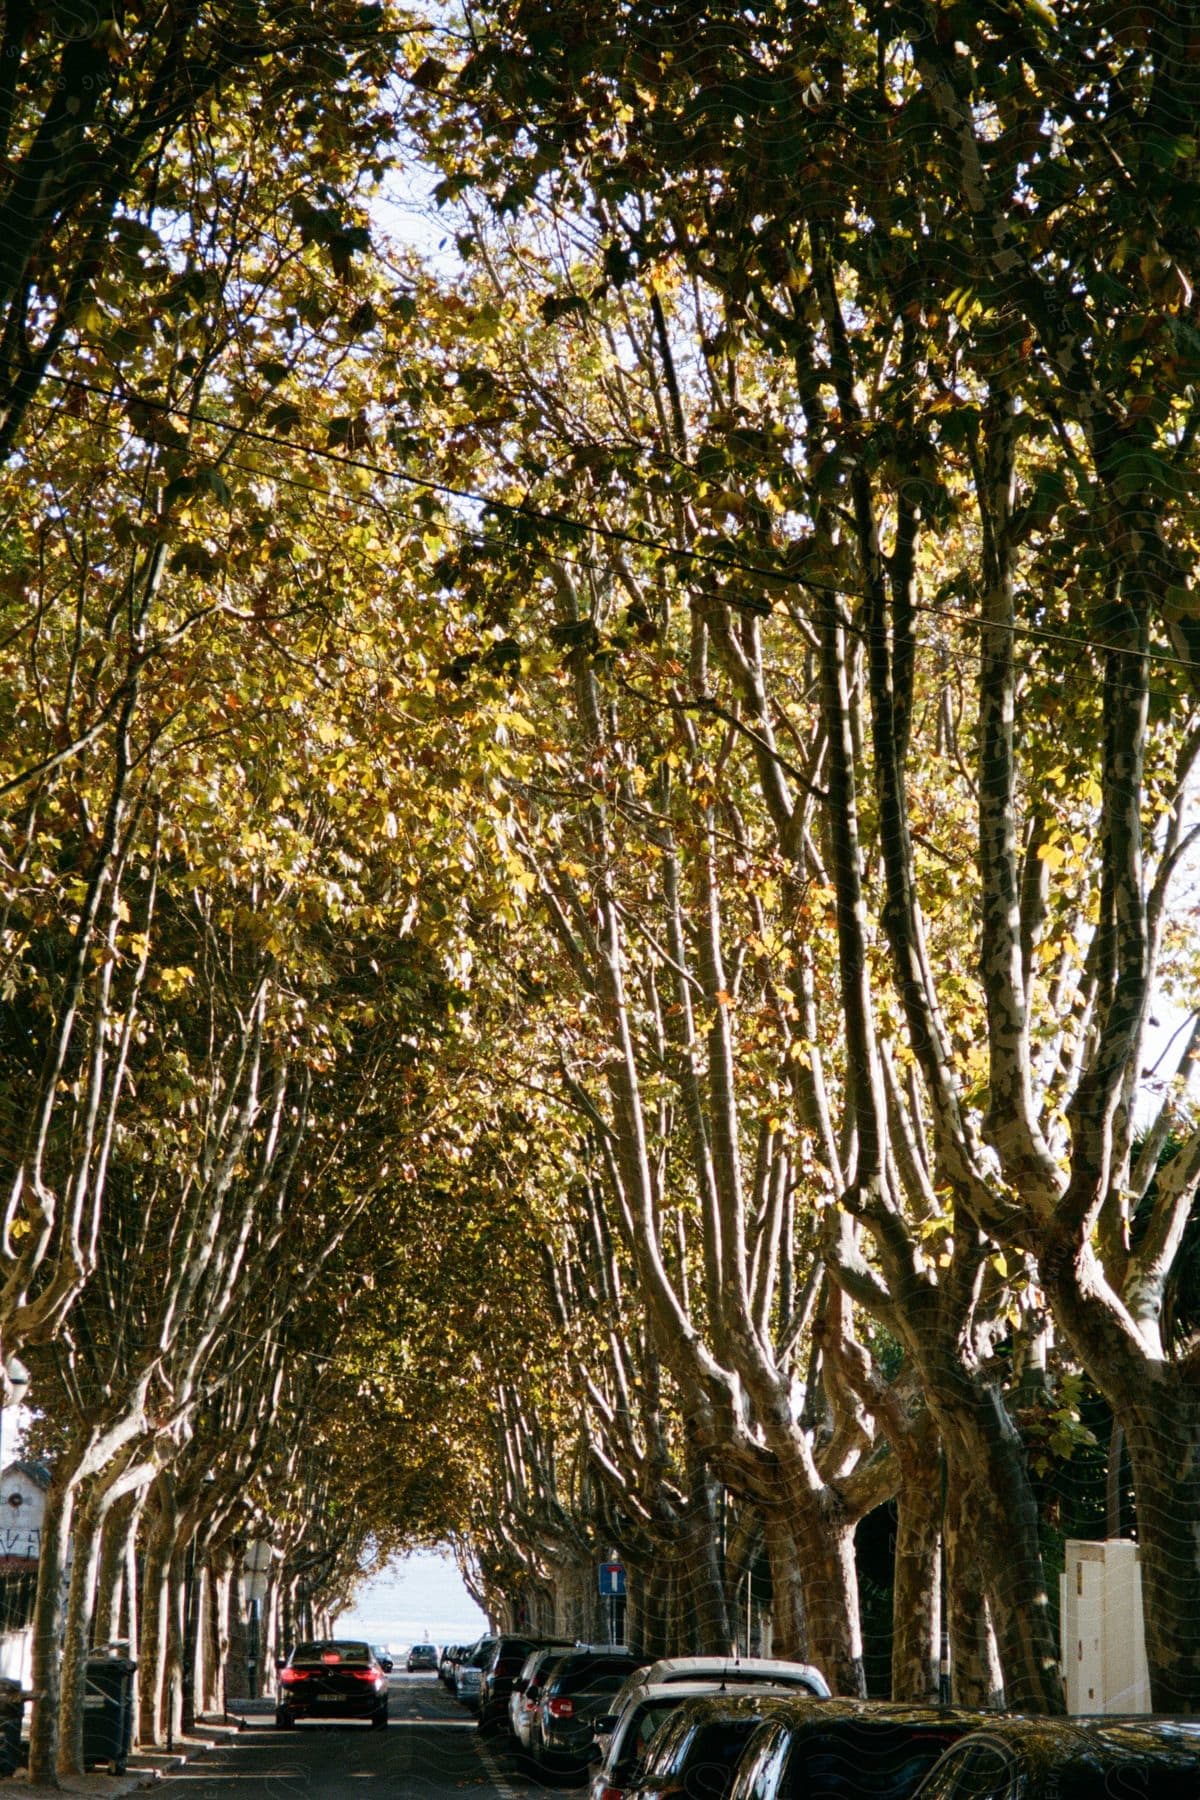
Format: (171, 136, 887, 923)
(554, 1656, 638, 1694)
(528, 1653, 569, 1690)
(674, 1720, 767, 1800)
(615, 1701, 682, 1775)
(788, 1726, 969, 1799)
(292, 1641, 371, 1665)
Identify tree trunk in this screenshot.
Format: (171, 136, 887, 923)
(763, 1500, 866, 1695)
(57, 1483, 105, 1778)
(191, 1561, 212, 1720)
(957, 1436, 1058, 1710)
(227, 1564, 252, 1703)
(1121, 1393, 1200, 1712)
(927, 1373, 1062, 1713)
(262, 1562, 281, 1687)
(683, 1455, 733, 1653)
(28, 1474, 77, 1784)
(891, 1469, 941, 1703)
(93, 1493, 136, 1649)
(137, 1492, 177, 1746)
(944, 1473, 1003, 1707)
(164, 1541, 185, 1742)
(628, 1551, 671, 1658)
(762, 1511, 807, 1662)
(123, 1519, 141, 1670)
(797, 1502, 865, 1696)
(210, 1552, 234, 1715)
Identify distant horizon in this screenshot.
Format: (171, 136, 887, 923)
(335, 1547, 488, 1650)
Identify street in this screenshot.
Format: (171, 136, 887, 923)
(155, 1671, 575, 1799)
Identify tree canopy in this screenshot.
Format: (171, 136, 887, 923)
(6, 1, 1200, 1777)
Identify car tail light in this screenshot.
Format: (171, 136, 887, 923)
(599, 1787, 625, 1800)
(352, 1668, 384, 1683)
(547, 1697, 575, 1718)
(280, 1668, 305, 1685)
(523, 1695, 539, 1712)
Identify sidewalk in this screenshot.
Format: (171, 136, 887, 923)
(2, 1715, 248, 1795)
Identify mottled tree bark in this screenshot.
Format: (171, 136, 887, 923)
(27, 1476, 76, 1784)
(1110, 1390, 1200, 1712)
(891, 1467, 941, 1703)
(944, 1473, 1003, 1708)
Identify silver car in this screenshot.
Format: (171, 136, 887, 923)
(509, 1644, 576, 1758)
(589, 1681, 803, 1800)
(454, 1636, 497, 1709)
(596, 1657, 830, 1762)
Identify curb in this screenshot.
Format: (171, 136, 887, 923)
(1, 1723, 242, 1796)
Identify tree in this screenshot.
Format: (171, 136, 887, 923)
(427, 0, 1200, 1710)
(0, 0, 406, 458)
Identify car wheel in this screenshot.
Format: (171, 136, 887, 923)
(275, 1709, 295, 1729)
(371, 1706, 389, 1730)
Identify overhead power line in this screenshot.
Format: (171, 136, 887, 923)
(33, 368, 1200, 682)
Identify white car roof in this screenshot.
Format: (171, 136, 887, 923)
(604, 1677, 791, 1749)
(602, 1679, 823, 1770)
(633, 1657, 829, 1697)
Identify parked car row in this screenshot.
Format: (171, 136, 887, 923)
(453, 1640, 830, 1783)
(449, 1637, 1200, 1799)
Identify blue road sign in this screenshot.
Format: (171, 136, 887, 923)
(598, 1561, 626, 1597)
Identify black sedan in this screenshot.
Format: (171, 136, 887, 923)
(912, 1716, 1200, 1797)
(275, 1639, 390, 1729)
(725, 1698, 989, 1800)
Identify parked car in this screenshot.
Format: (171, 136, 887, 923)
(725, 1698, 989, 1800)
(590, 1681, 810, 1800)
(510, 1643, 581, 1760)
(912, 1716, 1200, 1798)
(477, 1633, 538, 1729)
(597, 1658, 831, 1761)
(407, 1642, 439, 1672)
(371, 1645, 394, 1673)
(535, 1647, 648, 1777)
(479, 1634, 568, 1735)
(275, 1639, 390, 1730)
(441, 1644, 465, 1686)
(620, 1691, 795, 1800)
(455, 1635, 499, 1709)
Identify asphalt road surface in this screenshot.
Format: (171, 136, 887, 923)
(155, 1671, 577, 1800)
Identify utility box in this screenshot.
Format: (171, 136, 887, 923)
(1059, 1539, 1150, 1714)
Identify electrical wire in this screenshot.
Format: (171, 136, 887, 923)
(33, 368, 1200, 683)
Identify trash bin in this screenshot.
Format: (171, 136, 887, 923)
(0, 1677, 22, 1777)
(82, 1654, 136, 1776)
